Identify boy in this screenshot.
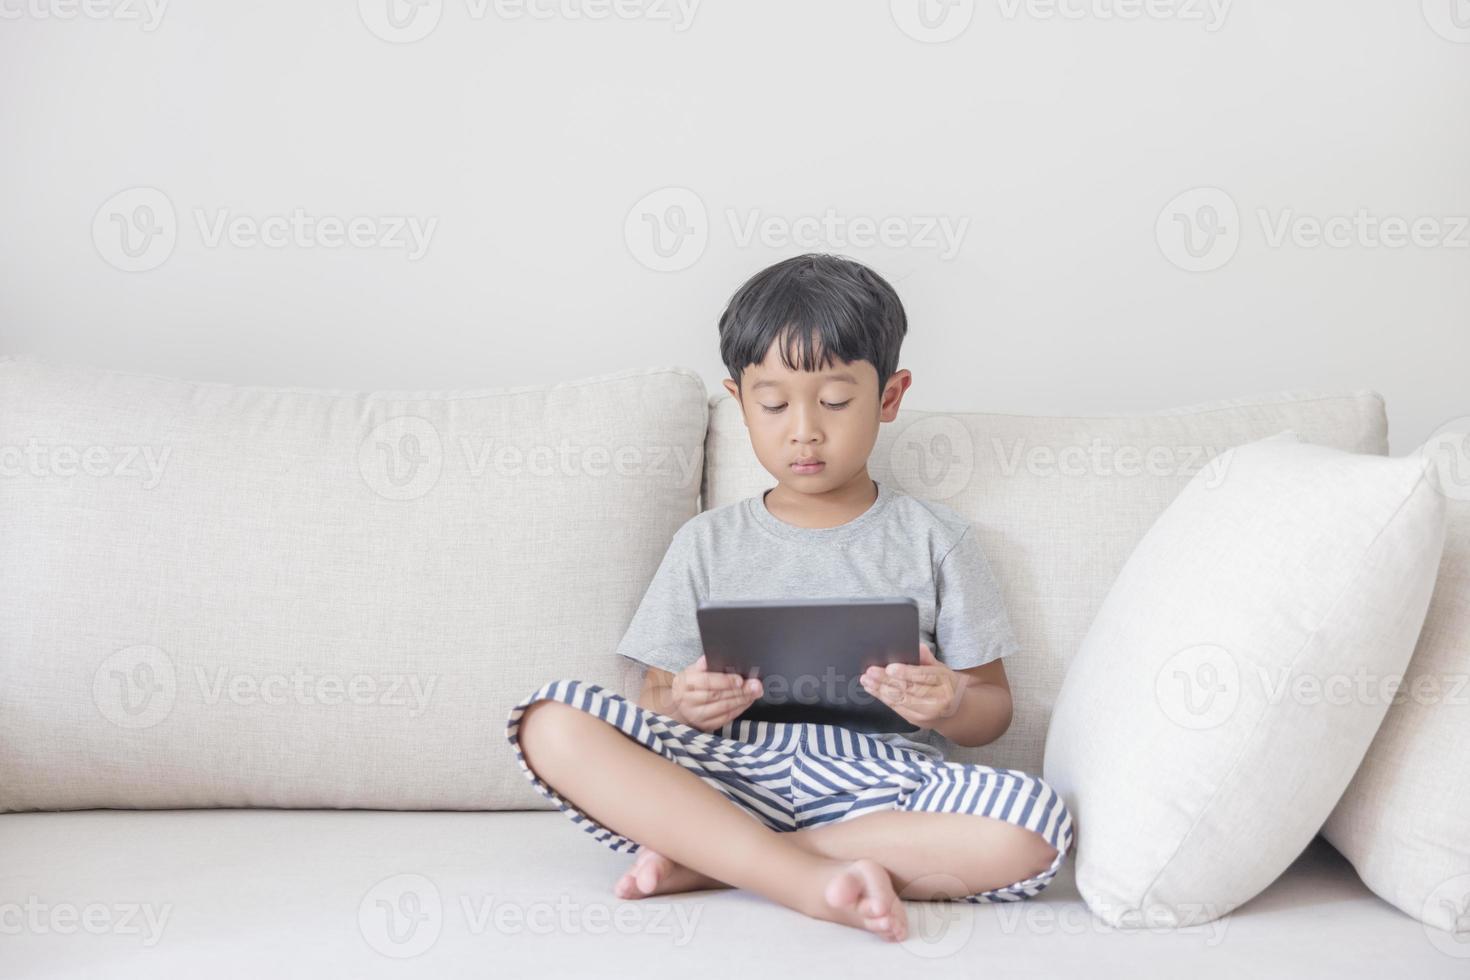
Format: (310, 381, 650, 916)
(505, 253, 1073, 943)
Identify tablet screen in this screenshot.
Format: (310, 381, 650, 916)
(695, 597, 921, 734)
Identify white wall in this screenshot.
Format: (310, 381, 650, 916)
(1, 0, 1466, 452)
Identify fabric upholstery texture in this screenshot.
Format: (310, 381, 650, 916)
(1323, 431, 1470, 933)
(1043, 432, 1446, 927)
(0, 356, 707, 811)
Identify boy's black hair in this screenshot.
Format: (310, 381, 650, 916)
(717, 253, 907, 394)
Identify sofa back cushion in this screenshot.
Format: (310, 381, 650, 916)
(701, 389, 1389, 776)
(0, 357, 706, 811)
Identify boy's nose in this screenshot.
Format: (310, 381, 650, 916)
(790, 408, 822, 441)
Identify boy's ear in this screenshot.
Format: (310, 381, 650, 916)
(721, 379, 749, 427)
(879, 369, 912, 422)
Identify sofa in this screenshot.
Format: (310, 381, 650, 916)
(1, 355, 1465, 978)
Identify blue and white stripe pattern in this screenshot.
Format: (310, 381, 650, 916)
(505, 679, 1074, 903)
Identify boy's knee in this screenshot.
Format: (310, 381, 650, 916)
(980, 819, 1059, 882)
(516, 699, 586, 760)
(1020, 828, 1060, 880)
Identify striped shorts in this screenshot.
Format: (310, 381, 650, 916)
(504, 679, 1074, 903)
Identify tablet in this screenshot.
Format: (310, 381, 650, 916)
(694, 597, 921, 734)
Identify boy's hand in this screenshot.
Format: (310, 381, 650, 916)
(859, 642, 963, 730)
(669, 654, 763, 733)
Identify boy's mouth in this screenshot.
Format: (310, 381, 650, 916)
(791, 458, 825, 474)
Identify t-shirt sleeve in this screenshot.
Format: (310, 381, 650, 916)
(615, 523, 707, 674)
(934, 526, 1020, 670)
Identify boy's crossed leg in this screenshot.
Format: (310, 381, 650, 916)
(617, 808, 1056, 904)
(514, 698, 1060, 942)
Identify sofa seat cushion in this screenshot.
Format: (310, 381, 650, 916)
(0, 812, 1459, 979)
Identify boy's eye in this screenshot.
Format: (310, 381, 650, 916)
(758, 400, 850, 414)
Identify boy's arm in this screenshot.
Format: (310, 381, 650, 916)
(926, 524, 1019, 748)
(637, 665, 680, 716)
(931, 658, 1014, 749)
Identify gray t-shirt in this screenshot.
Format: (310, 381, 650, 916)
(615, 479, 1019, 762)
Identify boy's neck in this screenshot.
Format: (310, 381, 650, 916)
(762, 471, 879, 530)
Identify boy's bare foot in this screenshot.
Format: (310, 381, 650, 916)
(613, 850, 908, 943)
(809, 858, 908, 942)
(613, 848, 726, 899)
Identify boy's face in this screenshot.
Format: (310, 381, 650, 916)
(722, 341, 912, 495)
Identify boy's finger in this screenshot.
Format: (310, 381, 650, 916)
(862, 674, 897, 701)
(708, 675, 752, 696)
(691, 672, 746, 694)
(698, 687, 740, 706)
(677, 685, 742, 711)
(704, 684, 759, 707)
(888, 670, 941, 689)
